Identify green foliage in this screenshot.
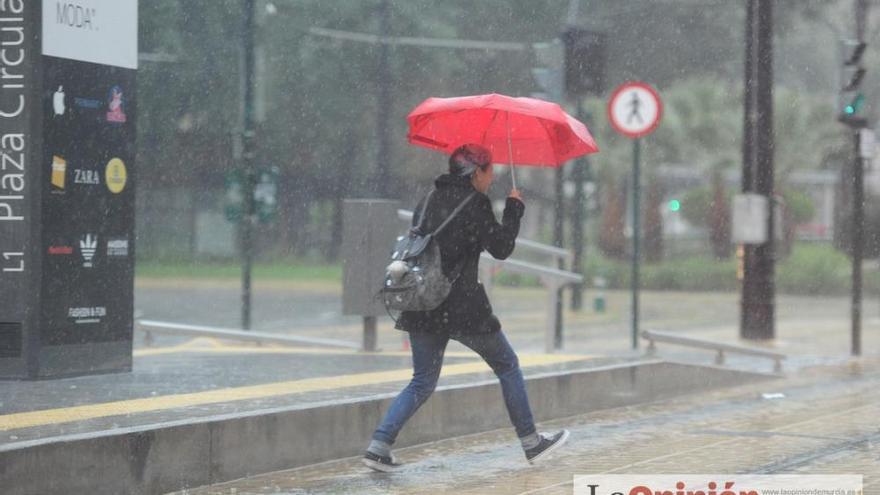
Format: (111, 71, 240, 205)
(651, 79, 743, 167)
(773, 87, 847, 176)
(585, 253, 737, 293)
(135, 0, 859, 263)
(581, 244, 879, 297)
(777, 244, 851, 295)
(680, 186, 712, 228)
(781, 188, 816, 224)
(642, 256, 738, 292)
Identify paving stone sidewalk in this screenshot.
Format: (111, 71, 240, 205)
(179, 356, 880, 495)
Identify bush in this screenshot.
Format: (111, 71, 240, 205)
(777, 243, 851, 295)
(782, 188, 816, 224)
(642, 256, 737, 291)
(497, 243, 879, 297)
(583, 252, 736, 292)
(680, 186, 712, 228)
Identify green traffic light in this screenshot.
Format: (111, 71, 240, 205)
(668, 199, 681, 212)
(845, 93, 865, 115)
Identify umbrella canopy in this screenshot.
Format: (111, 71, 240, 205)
(406, 93, 598, 168)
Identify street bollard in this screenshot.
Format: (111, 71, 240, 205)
(593, 276, 607, 313)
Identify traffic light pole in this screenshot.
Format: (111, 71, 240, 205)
(851, 130, 864, 356)
(240, 0, 257, 331)
(850, 0, 868, 356)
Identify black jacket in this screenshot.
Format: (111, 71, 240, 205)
(396, 173, 525, 335)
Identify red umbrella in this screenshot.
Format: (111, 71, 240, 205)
(406, 93, 599, 188)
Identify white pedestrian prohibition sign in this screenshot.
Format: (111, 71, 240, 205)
(608, 82, 662, 139)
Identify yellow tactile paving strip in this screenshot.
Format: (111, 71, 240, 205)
(132, 337, 483, 358)
(0, 350, 590, 433)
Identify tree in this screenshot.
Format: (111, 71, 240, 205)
(708, 172, 732, 259)
(599, 175, 627, 260)
(643, 178, 664, 262)
(777, 188, 817, 257)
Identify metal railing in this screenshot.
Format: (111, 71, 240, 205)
(136, 319, 360, 349)
(641, 329, 786, 373)
(398, 209, 583, 352)
(398, 209, 571, 265)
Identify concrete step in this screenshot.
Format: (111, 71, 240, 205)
(0, 360, 776, 495)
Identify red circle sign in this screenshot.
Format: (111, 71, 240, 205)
(607, 82, 662, 139)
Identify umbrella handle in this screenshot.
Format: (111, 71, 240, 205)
(506, 111, 517, 191)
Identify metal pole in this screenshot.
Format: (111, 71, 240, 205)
(375, 0, 392, 197)
(363, 316, 378, 352)
(571, 102, 589, 311)
(631, 138, 641, 350)
(740, 0, 757, 339)
(743, 0, 775, 340)
(553, 165, 565, 349)
(851, 130, 864, 356)
(851, 0, 868, 356)
(241, 0, 257, 330)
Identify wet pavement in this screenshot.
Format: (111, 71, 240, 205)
(0, 337, 620, 445)
(0, 280, 876, 491)
(176, 357, 880, 495)
(135, 280, 880, 363)
(1, 283, 875, 450)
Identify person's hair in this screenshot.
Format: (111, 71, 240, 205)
(448, 144, 492, 177)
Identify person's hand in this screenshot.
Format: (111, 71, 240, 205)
(508, 188, 522, 202)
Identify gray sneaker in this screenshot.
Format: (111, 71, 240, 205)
(524, 430, 570, 464)
(363, 450, 402, 472)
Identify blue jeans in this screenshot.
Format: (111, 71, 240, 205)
(371, 330, 536, 445)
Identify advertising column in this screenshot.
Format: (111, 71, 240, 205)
(39, 0, 138, 377)
(0, 1, 138, 379)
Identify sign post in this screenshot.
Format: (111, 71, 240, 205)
(607, 82, 662, 350)
(0, 1, 138, 379)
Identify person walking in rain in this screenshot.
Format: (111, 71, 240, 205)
(363, 144, 569, 472)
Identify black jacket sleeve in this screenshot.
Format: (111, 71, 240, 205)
(474, 195, 525, 260)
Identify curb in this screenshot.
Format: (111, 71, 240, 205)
(0, 360, 777, 495)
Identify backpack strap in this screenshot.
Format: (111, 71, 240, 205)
(412, 189, 436, 234)
(431, 192, 477, 236)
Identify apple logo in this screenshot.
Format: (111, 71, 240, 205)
(53, 86, 65, 116)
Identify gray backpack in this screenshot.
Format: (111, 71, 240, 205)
(380, 189, 476, 312)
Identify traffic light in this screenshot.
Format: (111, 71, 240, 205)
(839, 40, 868, 128)
(531, 40, 564, 102)
(844, 93, 865, 115)
(667, 199, 681, 212)
(561, 28, 607, 97)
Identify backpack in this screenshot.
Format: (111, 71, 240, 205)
(379, 189, 476, 312)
